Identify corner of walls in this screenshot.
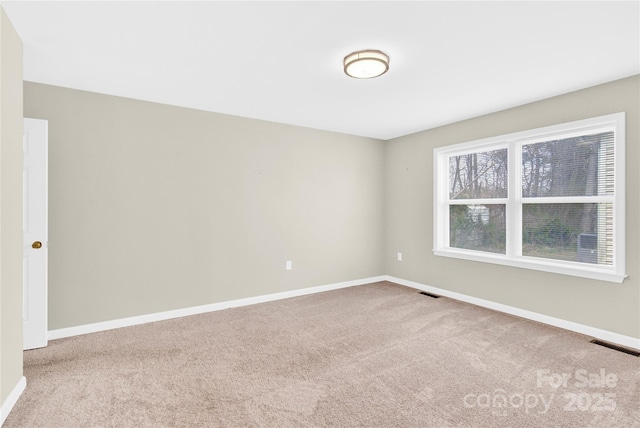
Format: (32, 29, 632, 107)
(0, 4, 25, 417)
(383, 75, 640, 342)
(24, 82, 387, 331)
(48, 276, 388, 340)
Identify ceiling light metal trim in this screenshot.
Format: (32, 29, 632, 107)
(343, 49, 390, 79)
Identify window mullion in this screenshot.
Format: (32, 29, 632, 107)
(433, 112, 625, 283)
(448, 198, 508, 205)
(508, 141, 522, 257)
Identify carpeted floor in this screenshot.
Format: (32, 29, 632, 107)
(5, 281, 640, 427)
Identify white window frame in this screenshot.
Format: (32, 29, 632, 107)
(433, 113, 626, 283)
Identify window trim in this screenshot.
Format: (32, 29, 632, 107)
(433, 113, 626, 283)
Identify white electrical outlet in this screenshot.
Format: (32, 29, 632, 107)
(397, 252, 403, 261)
(286, 260, 292, 270)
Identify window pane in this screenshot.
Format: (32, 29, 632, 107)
(449, 148, 508, 199)
(522, 131, 614, 197)
(522, 203, 613, 265)
(450, 204, 506, 253)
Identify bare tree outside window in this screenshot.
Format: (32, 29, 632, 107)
(449, 148, 508, 199)
(521, 132, 614, 264)
(434, 113, 624, 282)
(448, 149, 507, 252)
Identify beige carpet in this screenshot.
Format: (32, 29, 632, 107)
(5, 281, 640, 427)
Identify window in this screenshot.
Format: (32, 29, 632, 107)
(433, 113, 625, 283)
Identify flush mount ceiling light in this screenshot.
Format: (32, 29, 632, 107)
(343, 49, 389, 79)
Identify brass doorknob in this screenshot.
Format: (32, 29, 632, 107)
(32, 241, 42, 249)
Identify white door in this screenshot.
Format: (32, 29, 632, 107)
(23, 118, 48, 350)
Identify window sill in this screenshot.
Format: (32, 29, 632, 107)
(433, 249, 626, 283)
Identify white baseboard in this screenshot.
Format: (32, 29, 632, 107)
(384, 275, 640, 351)
(0, 376, 26, 426)
(47, 274, 640, 352)
(48, 276, 387, 341)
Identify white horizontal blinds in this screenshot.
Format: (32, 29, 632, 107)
(434, 113, 624, 282)
(520, 130, 615, 266)
(597, 132, 615, 196)
(598, 203, 614, 265)
(521, 131, 614, 198)
(521, 203, 612, 265)
(596, 132, 615, 266)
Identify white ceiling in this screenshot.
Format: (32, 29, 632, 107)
(3, 1, 639, 140)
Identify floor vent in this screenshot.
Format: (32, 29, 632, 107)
(419, 291, 441, 299)
(590, 339, 640, 357)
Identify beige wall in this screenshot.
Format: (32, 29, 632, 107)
(21, 72, 639, 340)
(23, 82, 385, 330)
(0, 7, 23, 404)
(385, 75, 640, 339)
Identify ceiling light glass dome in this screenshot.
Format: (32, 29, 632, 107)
(343, 50, 390, 79)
